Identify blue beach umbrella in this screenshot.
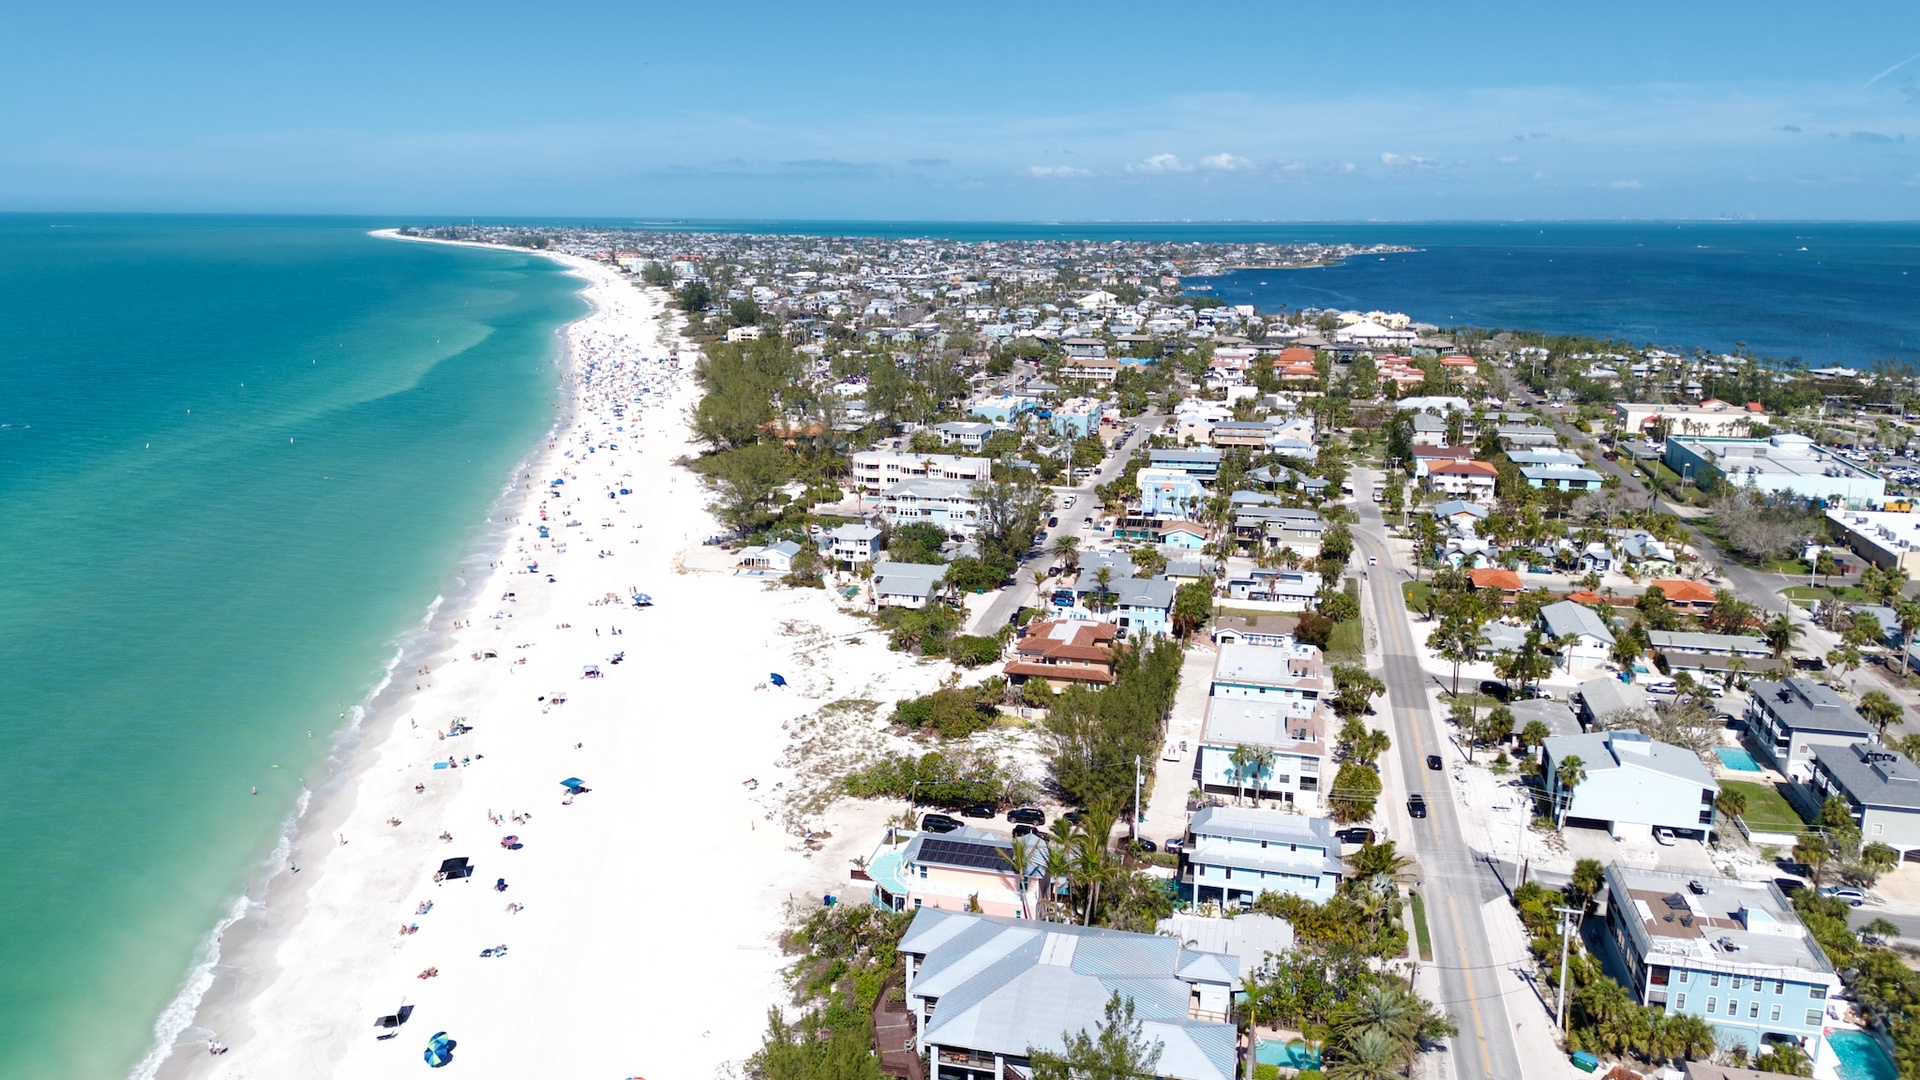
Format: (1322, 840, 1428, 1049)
(423, 1031, 456, 1067)
(769, 673, 788, 688)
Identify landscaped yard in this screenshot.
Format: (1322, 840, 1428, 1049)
(1781, 584, 1871, 607)
(1401, 580, 1433, 616)
(1327, 616, 1364, 663)
(1720, 779, 1808, 835)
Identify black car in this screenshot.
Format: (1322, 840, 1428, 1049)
(1007, 807, 1047, 826)
(960, 803, 996, 819)
(1407, 794, 1428, 819)
(1061, 809, 1085, 826)
(1426, 754, 1443, 771)
(1336, 827, 1376, 846)
(1477, 679, 1512, 702)
(1012, 823, 1042, 839)
(1116, 836, 1156, 853)
(1773, 877, 1808, 896)
(921, 813, 963, 834)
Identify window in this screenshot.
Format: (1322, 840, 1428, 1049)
(1774, 981, 1784, 995)
(1771, 1005, 1781, 1022)
(1706, 998, 1717, 1014)
(1675, 994, 1687, 1011)
(1709, 973, 1720, 988)
(1806, 1009, 1823, 1026)
(1731, 976, 1744, 990)
(1809, 985, 1827, 1000)
(1750, 1002, 1760, 1019)
(1728, 1001, 1738, 1017)
(1677, 970, 1690, 983)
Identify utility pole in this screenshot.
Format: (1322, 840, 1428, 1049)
(1555, 905, 1582, 1030)
(1132, 754, 1143, 839)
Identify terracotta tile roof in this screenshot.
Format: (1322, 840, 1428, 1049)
(1470, 568, 1524, 592)
(1650, 579, 1715, 605)
(1275, 347, 1316, 365)
(1430, 460, 1500, 478)
(1002, 660, 1116, 685)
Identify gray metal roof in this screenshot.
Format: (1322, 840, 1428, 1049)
(1110, 577, 1177, 610)
(1539, 600, 1615, 645)
(1749, 678, 1874, 737)
(1811, 743, 1920, 811)
(1542, 731, 1716, 786)
(1577, 677, 1650, 722)
(1189, 805, 1336, 848)
(1201, 697, 1323, 750)
(872, 561, 948, 596)
(1157, 914, 1296, 981)
(1648, 630, 1770, 656)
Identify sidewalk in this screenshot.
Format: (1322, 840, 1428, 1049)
(1476, 895, 1572, 1080)
(1137, 643, 1215, 848)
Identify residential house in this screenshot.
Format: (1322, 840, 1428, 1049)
(1521, 463, 1606, 491)
(1409, 444, 1475, 478)
(1539, 600, 1616, 671)
(881, 478, 982, 536)
(1807, 743, 1920, 860)
(1107, 577, 1176, 637)
(1051, 397, 1107, 438)
(821, 522, 881, 566)
(1599, 865, 1840, 1056)
(1060, 356, 1122, 385)
(737, 540, 801, 574)
(1210, 421, 1274, 448)
(1157, 522, 1209, 550)
(1156, 913, 1297, 984)
(1409, 412, 1449, 447)
(1431, 499, 1491, 533)
(1210, 617, 1300, 649)
(1196, 642, 1332, 811)
(1425, 460, 1499, 500)
(1744, 678, 1875, 782)
(1649, 579, 1717, 615)
(1004, 619, 1121, 689)
(1149, 447, 1223, 483)
(898, 909, 1241, 1080)
(1225, 567, 1323, 611)
(1576, 677, 1652, 731)
(1180, 806, 1343, 906)
(931, 421, 1015, 452)
(1136, 467, 1209, 518)
(873, 561, 950, 608)
(1469, 567, 1524, 601)
(865, 827, 1048, 917)
(852, 451, 993, 496)
(1495, 423, 1560, 448)
(1541, 730, 1718, 839)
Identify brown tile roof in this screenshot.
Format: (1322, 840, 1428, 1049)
(1650, 579, 1715, 605)
(1003, 660, 1117, 685)
(1430, 460, 1499, 478)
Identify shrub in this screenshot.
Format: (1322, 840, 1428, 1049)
(946, 635, 1003, 667)
(891, 687, 999, 738)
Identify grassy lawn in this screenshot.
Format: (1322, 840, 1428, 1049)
(1780, 584, 1871, 608)
(1402, 580, 1433, 614)
(1327, 617, 1364, 663)
(1720, 779, 1808, 835)
(1408, 891, 1434, 962)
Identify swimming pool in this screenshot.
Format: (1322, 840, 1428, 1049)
(1715, 747, 1762, 772)
(1829, 1031, 1898, 1080)
(1254, 1039, 1320, 1069)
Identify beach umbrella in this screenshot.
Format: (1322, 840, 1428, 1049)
(769, 673, 788, 688)
(631, 593, 652, 605)
(560, 777, 585, 793)
(423, 1031, 456, 1067)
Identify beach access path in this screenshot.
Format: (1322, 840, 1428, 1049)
(167, 247, 949, 1080)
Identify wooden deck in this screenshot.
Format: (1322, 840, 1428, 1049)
(872, 971, 923, 1080)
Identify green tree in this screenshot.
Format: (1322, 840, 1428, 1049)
(1330, 666, 1386, 721)
(1553, 755, 1586, 828)
(1327, 763, 1383, 824)
(1171, 581, 1214, 638)
(1858, 690, 1904, 740)
(1762, 613, 1804, 660)
(1715, 786, 1749, 820)
(675, 280, 713, 312)
(1030, 992, 1163, 1080)
(1794, 832, 1834, 888)
(703, 442, 793, 531)
(1428, 613, 1490, 696)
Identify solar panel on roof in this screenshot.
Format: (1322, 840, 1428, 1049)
(917, 837, 1015, 872)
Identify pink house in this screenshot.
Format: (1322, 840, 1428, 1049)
(865, 828, 1049, 918)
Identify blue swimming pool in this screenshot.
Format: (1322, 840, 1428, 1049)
(1715, 747, 1762, 772)
(1255, 1039, 1320, 1069)
(1829, 1031, 1898, 1080)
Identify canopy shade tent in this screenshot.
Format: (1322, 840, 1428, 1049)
(436, 857, 473, 881)
(373, 1004, 414, 1030)
(560, 777, 588, 794)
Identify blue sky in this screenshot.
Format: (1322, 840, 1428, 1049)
(4, 1, 1920, 219)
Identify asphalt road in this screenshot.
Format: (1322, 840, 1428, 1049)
(969, 413, 1160, 634)
(1352, 471, 1526, 1080)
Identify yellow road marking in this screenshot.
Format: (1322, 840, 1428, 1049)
(1447, 895, 1496, 1075)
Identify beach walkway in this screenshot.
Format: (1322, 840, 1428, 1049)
(873, 972, 923, 1080)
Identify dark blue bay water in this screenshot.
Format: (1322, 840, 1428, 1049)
(0, 215, 581, 1078)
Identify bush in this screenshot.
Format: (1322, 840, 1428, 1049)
(878, 603, 960, 654)
(1294, 610, 1334, 650)
(947, 635, 1004, 667)
(842, 748, 1026, 806)
(891, 687, 999, 738)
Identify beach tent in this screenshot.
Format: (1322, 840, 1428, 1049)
(769, 673, 788, 688)
(436, 857, 473, 882)
(631, 593, 652, 606)
(560, 777, 588, 794)
(373, 1004, 414, 1038)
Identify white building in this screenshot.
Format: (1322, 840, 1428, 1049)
(850, 451, 992, 496)
(1663, 435, 1885, 510)
(1540, 730, 1719, 840)
(879, 479, 981, 536)
(1180, 806, 1343, 907)
(1614, 400, 1767, 438)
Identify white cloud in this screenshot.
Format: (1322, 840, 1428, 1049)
(1026, 165, 1089, 178)
(1608, 178, 1645, 189)
(1496, 155, 1522, 165)
(1380, 152, 1437, 168)
(1199, 152, 1253, 171)
(1127, 153, 1193, 173)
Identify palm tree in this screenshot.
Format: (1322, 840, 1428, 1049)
(1762, 613, 1803, 660)
(1554, 755, 1586, 829)
(1006, 835, 1036, 920)
(1793, 832, 1833, 888)
(1050, 533, 1080, 572)
(1326, 1027, 1403, 1080)
(1043, 823, 1076, 919)
(1228, 744, 1259, 806)
(1858, 690, 1903, 740)
(1898, 600, 1920, 677)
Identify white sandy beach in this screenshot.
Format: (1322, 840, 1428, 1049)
(153, 241, 951, 1080)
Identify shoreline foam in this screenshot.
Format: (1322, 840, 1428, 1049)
(141, 236, 958, 1080)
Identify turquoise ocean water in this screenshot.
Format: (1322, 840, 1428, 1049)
(0, 216, 582, 1078)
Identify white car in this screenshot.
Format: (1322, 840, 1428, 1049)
(1653, 827, 1676, 846)
(1822, 886, 1868, 907)
(1367, 556, 1378, 566)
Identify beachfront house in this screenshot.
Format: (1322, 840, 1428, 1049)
(899, 910, 1241, 1080)
(879, 478, 982, 537)
(819, 522, 881, 566)
(737, 540, 801, 574)
(1004, 619, 1120, 690)
(1806, 743, 1920, 861)
(850, 451, 992, 496)
(872, 561, 949, 608)
(864, 828, 1048, 917)
(1195, 642, 1332, 812)
(1107, 577, 1176, 637)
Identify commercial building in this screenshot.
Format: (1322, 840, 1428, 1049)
(898, 909, 1241, 1080)
(1179, 806, 1343, 906)
(1662, 435, 1885, 509)
(1614, 400, 1768, 438)
(1540, 730, 1718, 839)
(1599, 865, 1840, 1056)
(1744, 678, 1875, 782)
(1824, 509, 1920, 577)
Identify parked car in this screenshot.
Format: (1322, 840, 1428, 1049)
(1012, 823, 1042, 838)
(1117, 836, 1156, 853)
(1478, 679, 1512, 702)
(1822, 886, 1868, 907)
(1007, 807, 1046, 826)
(1163, 837, 1185, 855)
(960, 803, 996, 819)
(1773, 877, 1807, 896)
(1426, 754, 1443, 771)
(921, 813, 963, 834)
(1337, 827, 1376, 846)
(1407, 794, 1428, 819)
(1653, 827, 1676, 846)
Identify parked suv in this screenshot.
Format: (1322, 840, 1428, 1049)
(1006, 807, 1047, 826)
(960, 803, 996, 819)
(920, 813, 963, 834)
(1822, 886, 1868, 907)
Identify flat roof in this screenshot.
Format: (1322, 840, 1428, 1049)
(1604, 864, 1834, 979)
